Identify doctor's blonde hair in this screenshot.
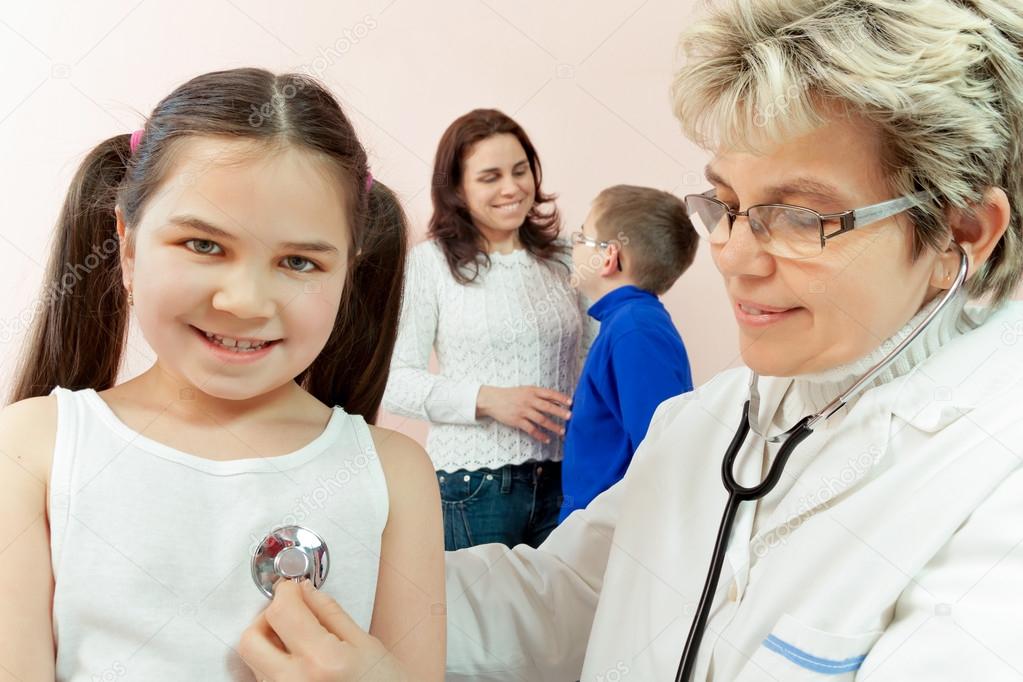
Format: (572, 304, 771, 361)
(672, 0, 1023, 304)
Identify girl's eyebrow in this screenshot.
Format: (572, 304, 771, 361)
(167, 214, 341, 254)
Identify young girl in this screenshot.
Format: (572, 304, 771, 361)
(0, 68, 444, 681)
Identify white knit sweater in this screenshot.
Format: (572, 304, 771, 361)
(382, 239, 597, 473)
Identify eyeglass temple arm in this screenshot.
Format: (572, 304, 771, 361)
(825, 191, 932, 238)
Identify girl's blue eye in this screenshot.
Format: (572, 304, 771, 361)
(185, 239, 222, 255)
(184, 240, 319, 273)
(283, 256, 317, 273)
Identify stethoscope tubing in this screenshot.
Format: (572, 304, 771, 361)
(674, 407, 813, 682)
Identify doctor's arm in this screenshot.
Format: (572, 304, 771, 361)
(858, 465, 1023, 680)
(0, 396, 58, 680)
(444, 398, 676, 681)
(444, 480, 622, 682)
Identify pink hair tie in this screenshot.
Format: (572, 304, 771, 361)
(365, 172, 374, 192)
(129, 129, 144, 154)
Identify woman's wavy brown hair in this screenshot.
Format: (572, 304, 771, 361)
(8, 68, 408, 422)
(428, 108, 564, 284)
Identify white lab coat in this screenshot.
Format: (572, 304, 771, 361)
(445, 302, 1023, 681)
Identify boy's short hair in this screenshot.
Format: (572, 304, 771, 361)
(593, 185, 698, 295)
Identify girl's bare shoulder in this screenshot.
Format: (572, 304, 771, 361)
(366, 425, 435, 496)
(0, 394, 57, 486)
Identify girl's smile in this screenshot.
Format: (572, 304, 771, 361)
(189, 324, 283, 363)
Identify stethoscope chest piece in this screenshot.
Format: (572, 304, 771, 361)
(251, 525, 329, 598)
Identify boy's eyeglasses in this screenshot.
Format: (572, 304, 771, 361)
(571, 230, 623, 271)
(683, 189, 931, 259)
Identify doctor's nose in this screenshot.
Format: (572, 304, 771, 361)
(714, 216, 774, 279)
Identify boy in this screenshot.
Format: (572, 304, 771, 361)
(559, 184, 698, 521)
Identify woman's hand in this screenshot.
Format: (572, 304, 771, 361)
(476, 385, 572, 443)
(239, 580, 414, 682)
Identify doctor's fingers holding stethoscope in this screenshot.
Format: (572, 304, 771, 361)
(238, 580, 410, 682)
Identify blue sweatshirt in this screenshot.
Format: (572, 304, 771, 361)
(559, 285, 693, 521)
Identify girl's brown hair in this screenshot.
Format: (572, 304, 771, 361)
(8, 67, 407, 422)
(428, 108, 564, 284)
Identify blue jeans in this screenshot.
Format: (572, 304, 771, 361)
(437, 461, 562, 551)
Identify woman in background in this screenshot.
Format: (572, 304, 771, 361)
(383, 109, 593, 550)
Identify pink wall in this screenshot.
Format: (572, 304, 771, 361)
(5, 2, 1010, 444)
(0, 0, 735, 446)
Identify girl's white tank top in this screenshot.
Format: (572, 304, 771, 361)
(47, 386, 389, 681)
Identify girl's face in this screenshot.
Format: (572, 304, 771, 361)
(708, 116, 950, 376)
(459, 133, 535, 239)
(118, 137, 351, 402)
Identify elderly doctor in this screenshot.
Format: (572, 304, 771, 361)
(445, 0, 1023, 680)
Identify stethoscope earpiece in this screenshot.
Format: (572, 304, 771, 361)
(251, 525, 330, 599)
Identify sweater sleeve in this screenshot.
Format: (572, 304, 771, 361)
(576, 292, 600, 384)
(610, 328, 693, 451)
(381, 245, 482, 425)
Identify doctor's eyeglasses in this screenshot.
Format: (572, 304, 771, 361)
(684, 190, 931, 259)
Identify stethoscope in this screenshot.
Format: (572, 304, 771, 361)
(251, 525, 330, 598)
(674, 246, 969, 682)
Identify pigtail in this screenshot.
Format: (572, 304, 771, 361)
(7, 135, 132, 405)
(302, 179, 409, 423)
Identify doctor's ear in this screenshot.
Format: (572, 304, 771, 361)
(935, 186, 1010, 288)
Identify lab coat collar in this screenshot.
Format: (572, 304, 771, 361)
(747, 302, 1023, 549)
(748, 396, 893, 551)
(888, 302, 1023, 432)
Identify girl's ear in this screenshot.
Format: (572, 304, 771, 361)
(115, 205, 135, 290)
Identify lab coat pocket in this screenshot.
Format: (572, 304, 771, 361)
(736, 613, 883, 681)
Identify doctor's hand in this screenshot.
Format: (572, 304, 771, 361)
(476, 385, 572, 443)
(238, 580, 414, 682)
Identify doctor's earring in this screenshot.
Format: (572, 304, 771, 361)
(931, 257, 955, 289)
(127, 285, 134, 307)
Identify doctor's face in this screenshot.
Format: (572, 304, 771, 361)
(707, 116, 946, 376)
